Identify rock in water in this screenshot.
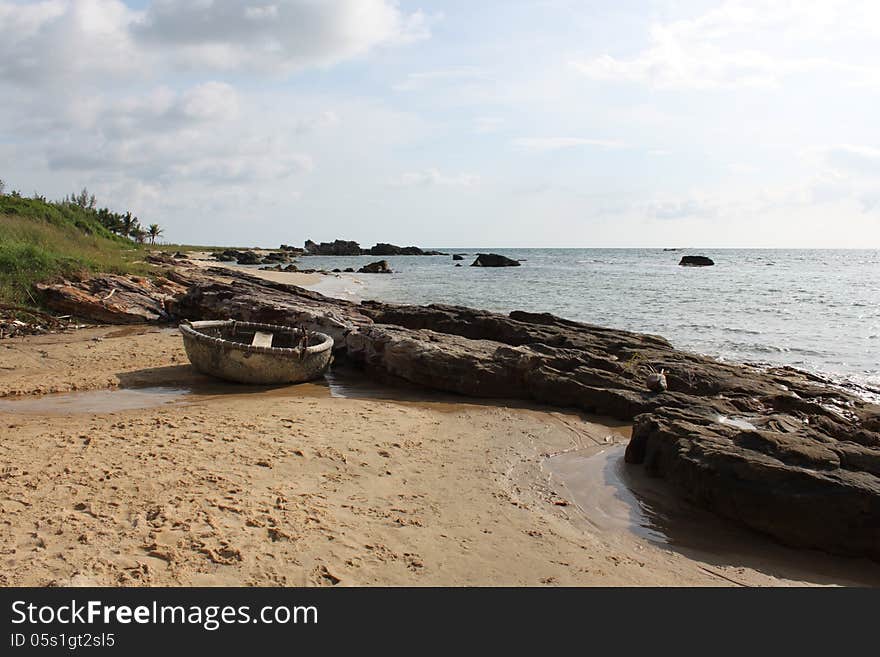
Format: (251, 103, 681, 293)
(357, 260, 393, 274)
(679, 255, 714, 267)
(304, 239, 363, 256)
(471, 253, 521, 267)
(452, 254, 464, 261)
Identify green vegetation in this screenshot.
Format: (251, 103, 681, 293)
(0, 188, 157, 307)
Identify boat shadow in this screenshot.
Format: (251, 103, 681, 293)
(115, 365, 305, 397)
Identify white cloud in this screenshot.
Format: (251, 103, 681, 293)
(512, 137, 624, 152)
(571, 1, 880, 90)
(799, 144, 880, 212)
(393, 67, 487, 91)
(821, 144, 880, 177)
(0, 0, 141, 86)
(389, 169, 480, 187)
(0, 0, 430, 84)
(646, 197, 720, 220)
(473, 117, 504, 134)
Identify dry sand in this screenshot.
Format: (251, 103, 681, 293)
(185, 251, 367, 301)
(1, 327, 878, 587)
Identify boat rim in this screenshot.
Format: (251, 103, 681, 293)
(179, 320, 333, 356)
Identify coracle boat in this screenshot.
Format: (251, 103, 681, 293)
(180, 320, 333, 384)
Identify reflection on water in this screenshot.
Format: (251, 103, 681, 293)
(0, 363, 439, 415)
(0, 387, 189, 414)
(547, 445, 880, 586)
(545, 445, 669, 543)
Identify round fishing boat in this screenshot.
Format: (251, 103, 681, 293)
(180, 320, 333, 384)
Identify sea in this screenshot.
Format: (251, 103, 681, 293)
(296, 249, 879, 394)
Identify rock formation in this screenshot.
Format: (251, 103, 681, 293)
(679, 255, 714, 267)
(302, 240, 446, 256)
(36, 274, 186, 324)
(357, 260, 392, 274)
(33, 266, 880, 560)
(304, 239, 363, 256)
(471, 253, 521, 267)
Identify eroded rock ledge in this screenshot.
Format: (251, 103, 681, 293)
(37, 268, 880, 560)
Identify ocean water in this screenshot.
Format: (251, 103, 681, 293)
(299, 249, 880, 392)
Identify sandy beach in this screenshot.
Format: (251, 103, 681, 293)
(2, 325, 878, 587)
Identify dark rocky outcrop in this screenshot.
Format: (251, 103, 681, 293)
(368, 243, 446, 256)
(471, 253, 521, 267)
(40, 266, 880, 560)
(178, 277, 879, 559)
(357, 260, 392, 274)
(212, 249, 243, 262)
(304, 239, 362, 256)
(679, 255, 714, 267)
(303, 239, 446, 256)
(235, 251, 263, 265)
(262, 251, 289, 263)
(452, 254, 464, 261)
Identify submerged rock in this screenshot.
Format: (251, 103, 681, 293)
(471, 253, 521, 267)
(679, 255, 714, 267)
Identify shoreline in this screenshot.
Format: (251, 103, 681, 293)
(2, 258, 878, 583)
(2, 326, 878, 586)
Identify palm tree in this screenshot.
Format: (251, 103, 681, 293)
(147, 224, 163, 245)
(121, 212, 135, 237)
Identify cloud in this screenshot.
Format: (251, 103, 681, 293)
(473, 117, 504, 134)
(0, 0, 141, 86)
(35, 81, 311, 188)
(133, 0, 432, 73)
(0, 0, 431, 85)
(393, 67, 487, 91)
(570, 1, 880, 90)
(801, 144, 880, 212)
(821, 145, 880, 177)
(389, 169, 480, 187)
(646, 197, 719, 220)
(512, 137, 624, 152)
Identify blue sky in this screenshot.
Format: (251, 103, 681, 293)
(2, 0, 880, 247)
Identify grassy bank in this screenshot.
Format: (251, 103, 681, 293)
(0, 195, 147, 306)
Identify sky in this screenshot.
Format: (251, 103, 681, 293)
(2, 0, 880, 248)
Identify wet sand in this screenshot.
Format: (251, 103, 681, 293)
(1, 327, 878, 586)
